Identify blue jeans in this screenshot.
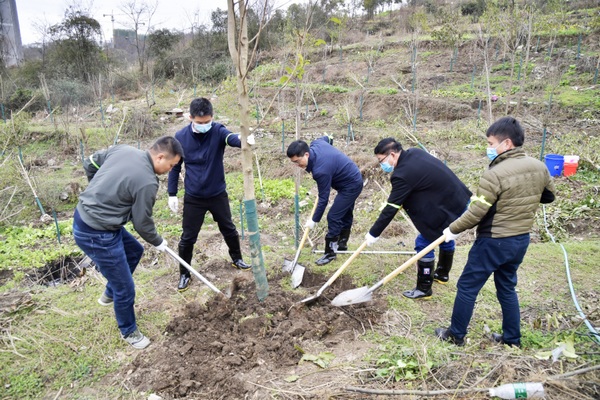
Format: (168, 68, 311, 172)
(448, 234, 530, 345)
(415, 234, 455, 262)
(73, 211, 144, 337)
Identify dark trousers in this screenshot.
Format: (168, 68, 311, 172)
(449, 234, 530, 345)
(415, 234, 455, 262)
(73, 211, 144, 337)
(326, 184, 362, 238)
(179, 191, 241, 260)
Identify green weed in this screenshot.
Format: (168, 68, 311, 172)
(0, 223, 80, 271)
(366, 334, 445, 382)
(373, 87, 398, 95)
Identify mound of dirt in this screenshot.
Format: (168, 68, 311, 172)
(128, 271, 386, 399)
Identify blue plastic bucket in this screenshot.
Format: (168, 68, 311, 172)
(544, 154, 564, 177)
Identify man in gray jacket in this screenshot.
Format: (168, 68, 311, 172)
(436, 117, 555, 347)
(73, 136, 183, 349)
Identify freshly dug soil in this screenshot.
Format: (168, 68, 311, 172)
(128, 271, 386, 399)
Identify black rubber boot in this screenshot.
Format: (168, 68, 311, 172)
(337, 229, 351, 251)
(433, 250, 454, 284)
(316, 236, 339, 265)
(435, 327, 464, 346)
(403, 260, 434, 299)
(223, 233, 250, 270)
(177, 244, 194, 292)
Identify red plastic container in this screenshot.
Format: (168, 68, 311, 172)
(563, 162, 578, 177)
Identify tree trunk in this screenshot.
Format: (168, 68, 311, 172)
(227, 0, 269, 301)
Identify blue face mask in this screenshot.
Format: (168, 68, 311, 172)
(380, 162, 394, 173)
(486, 147, 498, 161)
(193, 121, 212, 133)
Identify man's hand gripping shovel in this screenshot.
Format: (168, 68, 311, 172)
(331, 234, 446, 306)
(165, 247, 230, 299)
(283, 200, 318, 288)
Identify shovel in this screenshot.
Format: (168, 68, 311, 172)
(283, 199, 318, 288)
(299, 241, 368, 305)
(165, 247, 229, 299)
(331, 235, 446, 307)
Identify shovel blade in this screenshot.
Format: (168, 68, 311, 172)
(282, 259, 295, 273)
(299, 293, 319, 304)
(291, 264, 305, 288)
(331, 286, 373, 307)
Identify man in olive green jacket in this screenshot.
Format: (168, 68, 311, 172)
(436, 116, 555, 347)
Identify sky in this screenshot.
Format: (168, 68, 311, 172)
(16, 0, 301, 46)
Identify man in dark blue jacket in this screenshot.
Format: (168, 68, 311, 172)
(168, 98, 254, 292)
(287, 136, 363, 265)
(365, 138, 471, 300)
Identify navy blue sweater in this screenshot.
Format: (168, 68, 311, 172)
(168, 122, 241, 198)
(306, 137, 363, 222)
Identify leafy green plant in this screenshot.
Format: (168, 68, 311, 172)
(373, 87, 398, 95)
(300, 352, 335, 368)
(0, 222, 80, 271)
(369, 337, 437, 381)
(431, 88, 478, 100)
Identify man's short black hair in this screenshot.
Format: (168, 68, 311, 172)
(151, 136, 184, 158)
(287, 140, 310, 158)
(486, 116, 524, 147)
(190, 98, 213, 118)
(374, 137, 403, 155)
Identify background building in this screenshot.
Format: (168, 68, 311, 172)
(0, 0, 23, 67)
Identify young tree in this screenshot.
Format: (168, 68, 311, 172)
(47, 7, 105, 82)
(119, 0, 158, 75)
(226, 0, 270, 300)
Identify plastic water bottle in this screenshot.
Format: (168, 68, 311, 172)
(489, 382, 544, 399)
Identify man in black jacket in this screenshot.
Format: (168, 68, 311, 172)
(365, 138, 471, 299)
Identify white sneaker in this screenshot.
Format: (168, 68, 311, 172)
(123, 329, 151, 349)
(98, 293, 113, 306)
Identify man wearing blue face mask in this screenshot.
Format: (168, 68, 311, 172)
(167, 98, 255, 292)
(365, 138, 471, 300)
(436, 117, 555, 347)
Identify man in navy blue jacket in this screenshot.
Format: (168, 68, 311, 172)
(287, 136, 363, 265)
(365, 138, 471, 300)
(168, 98, 254, 292)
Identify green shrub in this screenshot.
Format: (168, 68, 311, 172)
(48, 79, 96, 107)
(5, 88, 45, 113)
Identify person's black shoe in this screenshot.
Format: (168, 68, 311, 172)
(232, 259, 251, 270)
(491, 332, 521, 348)
(435, 327, 465, 346)
(491, 332, 504, 344)
(178, 274, 191, 292)
(315, 253, 336, 265)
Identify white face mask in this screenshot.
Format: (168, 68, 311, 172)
(192, 121, 212, 133)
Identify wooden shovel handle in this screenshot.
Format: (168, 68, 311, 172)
(323, 241, 367, 287)
(298, 199, 319, 248)
(292, 199, 319, 264)
(165, 247, 223, 295)
(381, 235, 446, 286)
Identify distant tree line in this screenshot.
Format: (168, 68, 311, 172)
(0, 0, 597, 114)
